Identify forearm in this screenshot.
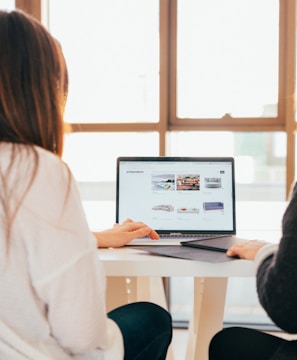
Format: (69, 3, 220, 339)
(93, 231, 121, 248)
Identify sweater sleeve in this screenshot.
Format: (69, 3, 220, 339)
(256, 182, 297, 333)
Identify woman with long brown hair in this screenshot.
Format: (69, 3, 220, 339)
(0, 9, 172, 359)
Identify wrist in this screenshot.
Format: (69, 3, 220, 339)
(93, 231, 105, 248)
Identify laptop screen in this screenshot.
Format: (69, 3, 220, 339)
(116, 157, 236, 235)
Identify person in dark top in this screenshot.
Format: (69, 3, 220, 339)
(209, 182, 297, 360)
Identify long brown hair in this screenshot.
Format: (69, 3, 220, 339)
(0, 9, 68, 156)
(0, 10, 69, 245)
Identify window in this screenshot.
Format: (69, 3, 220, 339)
(18, 0, 297, 329)
(1, 0, 14, 10)
(46, 0, 291, 198)
(63, 132, 159, 200)
(169, 131, 286, 200)
(176, 0, 279, 119)
(49, 0, 159, 123)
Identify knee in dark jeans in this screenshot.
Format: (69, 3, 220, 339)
(108, 301, 172, 360)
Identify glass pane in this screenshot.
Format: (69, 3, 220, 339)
(0, 0, 15, 9)
(168, 131, 286, 200)
(49, 0, 159, 123)
(169, 131, 286, 326)
(62, 132, 159, 198)
(177, 0, 279, 118)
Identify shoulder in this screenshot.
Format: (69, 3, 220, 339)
(34, 145, 71, 180)
(0, 143, 74, 209)
(15, 145, 79, 224)
(0, 142, 70, 183)
(29, 146, 76, 198)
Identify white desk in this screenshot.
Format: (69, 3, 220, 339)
(99, 248, 255, 360)
(85, 201, 286, 360)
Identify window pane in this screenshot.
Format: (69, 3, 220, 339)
(169, 131, 285, 326)
(0, 0, 15, 9)
(63, 132, 159, 199)
(177, 0, 279, 118)
(168, 131, 286, 201)
(49, 0, 159, 123)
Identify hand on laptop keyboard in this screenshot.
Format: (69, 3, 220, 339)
(93, 218, 159, 248)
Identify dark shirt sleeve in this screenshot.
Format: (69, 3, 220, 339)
(256, 182, 297, 333)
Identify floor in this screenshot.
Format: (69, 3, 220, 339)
(172, 328, 188, 359)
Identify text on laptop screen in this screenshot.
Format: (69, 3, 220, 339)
(116, 157, 235, 234)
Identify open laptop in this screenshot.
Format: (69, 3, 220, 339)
(116, 156, 246, 251)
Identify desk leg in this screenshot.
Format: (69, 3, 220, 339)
(105, 277, 129, 312)
(186, 277, 228, 360)
(105, 276, 168, 310)
(106, 277, 174, 360)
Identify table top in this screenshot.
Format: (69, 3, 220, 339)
(88, 200, 286, 278)
(97, 246, 256, 277)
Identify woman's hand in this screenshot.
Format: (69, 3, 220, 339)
(93, 218, 160, 248)
(226, 240, 268, 260)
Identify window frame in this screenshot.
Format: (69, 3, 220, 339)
(16, 0, 297, 197)
(169, 0, 286, 130)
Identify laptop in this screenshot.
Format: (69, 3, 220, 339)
(116, 156, 246, 251)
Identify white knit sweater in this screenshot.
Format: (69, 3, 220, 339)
(0, 143, 123, 359)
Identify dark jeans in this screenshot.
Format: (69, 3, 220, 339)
(209, 326, 288, 360)
(108, 301, 172, 360)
